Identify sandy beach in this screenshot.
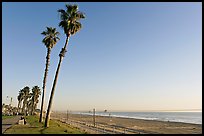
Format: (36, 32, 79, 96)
(50, 112, 202, 134)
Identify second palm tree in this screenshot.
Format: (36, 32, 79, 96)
(39, 27, 60, 122)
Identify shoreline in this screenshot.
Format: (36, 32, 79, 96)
(75, 113, 202, 125)
(51, 112, 202, 134)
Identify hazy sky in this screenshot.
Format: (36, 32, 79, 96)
(2, 2, 202, 112)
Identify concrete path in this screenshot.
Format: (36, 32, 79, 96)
(2, 116, 21, 134)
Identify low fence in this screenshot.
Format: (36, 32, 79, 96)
(51, 116, 158, 134)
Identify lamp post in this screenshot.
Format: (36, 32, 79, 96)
(93, 108, 96, 127)
(6, 96, 13, 107)
(6, 96, 13, 115)
(67, 110, 69, 123)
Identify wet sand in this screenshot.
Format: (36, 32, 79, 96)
(50, 112, 202, 134)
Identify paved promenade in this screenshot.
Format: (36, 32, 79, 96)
(2, 116, 21, 134)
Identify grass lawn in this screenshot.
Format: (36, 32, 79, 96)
(4, 115, 87, 134)
(2, 115, 15, 120)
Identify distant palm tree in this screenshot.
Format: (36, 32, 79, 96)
(44, 4, 85, 127)
(39, 27, 60, 123)
(21, 86, 30, 116)
(31, 86, 41, 115)
(17, 89, 24, 114)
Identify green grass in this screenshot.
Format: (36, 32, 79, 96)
(2, 115, 15, 120)
(4, 115, 87, 134)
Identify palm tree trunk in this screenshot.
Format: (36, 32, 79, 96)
(32, 103, 35, 115)
(44, 56, 63, 127)
(31, 100, 34, 115)
(26, 101, 29, 116)
(44, 35, 70, 127)
(24, 97, 29, 116)
(17, 101, 20, 113)
(19, 101, 22, 113)
(39, 48, 51, 122)
(22, 100, 26, 115)
(34, 103, 37, 114)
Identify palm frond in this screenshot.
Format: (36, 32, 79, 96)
(70, 21, 82, 35)
(65, 4, 74, 14)
(76, 11, 85, 19)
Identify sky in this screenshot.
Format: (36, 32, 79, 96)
(2, 2, 202, 112)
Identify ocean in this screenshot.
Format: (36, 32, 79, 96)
(75, 111, 202, 125)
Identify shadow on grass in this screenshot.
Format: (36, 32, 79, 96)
(40, 127, 48, 134)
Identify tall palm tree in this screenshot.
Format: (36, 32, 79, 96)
(39, 27, 60, 122)
(44, 4, 85, 127)
(31, 86, 41, 115)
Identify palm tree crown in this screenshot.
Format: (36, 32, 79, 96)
(41, 27, 60, 49)
(58, 4, 85, 36)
